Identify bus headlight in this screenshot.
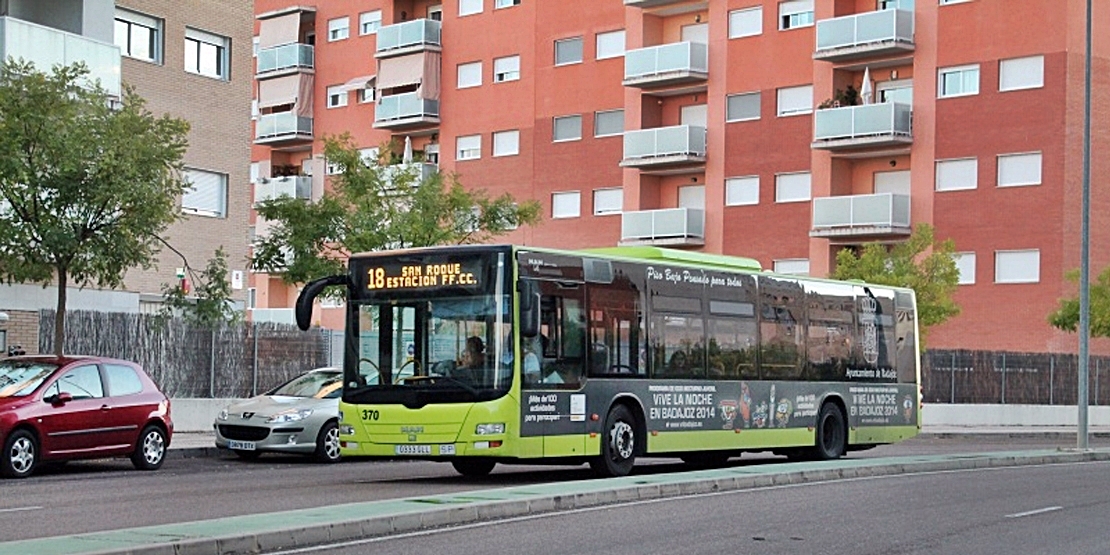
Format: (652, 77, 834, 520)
(475, 423, 505, 435)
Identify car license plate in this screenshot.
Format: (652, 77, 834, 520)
(228, 440, 256, 451)
(395, 444, 432, 455)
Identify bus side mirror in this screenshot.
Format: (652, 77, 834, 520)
(519, 280, 540, 338)
(295, 274, 350, 331)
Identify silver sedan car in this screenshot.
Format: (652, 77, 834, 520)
(214, 367, 341, 463)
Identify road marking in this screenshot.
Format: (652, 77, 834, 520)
(1006, 506, 1063, 519)
(0, 506, 43, 514)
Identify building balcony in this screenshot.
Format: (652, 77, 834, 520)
(373, 92, 440, 129)
(380, 162, 438, 189)
(257, 43, 314, 76)
(621, 208, 705, 247)
(620, 125, 707, 170)
(255, 112, 313, 146)
(810, 193, 911, 239)
(376, 19, 442, 58)
(249, 308, 297, 325)
(254, 175, 312, 206)
(0, 16, 121, 98)
(624, 0, 688, 8)
(623, 41, 708, 89)
(812, 102, 912, 152)
(814, 9, 914, 63)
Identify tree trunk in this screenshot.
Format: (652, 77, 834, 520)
(54, 266, 68, 357)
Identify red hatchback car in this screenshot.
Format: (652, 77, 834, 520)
(0, 355, 173, 478)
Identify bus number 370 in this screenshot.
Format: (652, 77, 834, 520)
(361, 409, 380, 421)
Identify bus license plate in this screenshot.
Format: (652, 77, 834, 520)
(395, 445, 432, 455)
(439, 444, 455, 456)
(228, 440, 256, 451)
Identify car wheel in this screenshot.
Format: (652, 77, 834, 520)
(314, 421, 341, 463)
(451, 459, 496, 477)
(233, 449, 262, 460)
(131, 425, 167, 471)
(2, 429, 38, 479)
(589, 404, 638, 477)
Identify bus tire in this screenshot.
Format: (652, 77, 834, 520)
(590, 404, 637, 477)
(451, 459, 496, 477)
(813, 402, 847, 460)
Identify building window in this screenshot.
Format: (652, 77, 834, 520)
(953, 252, 976, 285)
(775, 172, 811, 203)
(995, 250, 1040, 284)
(596, 30, 626, 60)
(999, 55, 1044, 91)
(553, 115, 583, 142)
(459, 0, 484, 17)
(729, 6, 763, 38)
(493, 130, 520, 157)
(997, 152, 1042, 188)
(246, 288, 256, 309)
(555, 37, 584, 66)
(182, 168, 228, 218)
(938, 64, 979, 98)
(594, 109, 624, 137)
(359, 10, 382, 35)
(727, 92, 761, 121)
(495, 0, 520, 7)
(552, 191, 581, 219)
(726, 176, 760, 206)
(593, 188, 622, 216)
(325, 159, 345, 175)
(774, 259, 810, 276)
(359, 147, 380, 165)
(935, 158, 978, 191)
(328, 17, 350, 41)
(779, 0, 814, 30)
(776, 85, 813, 117)
(360, 87, 375, 103)
(494, 55, 520, 82)
(456, 134, 481, 161)
(940, 0, 972, 4)
(249, 162, 260, 184)
(184, 28, 229, 80)
(457, 61, 483, 89)
(114, 8, 162, 63)
(326, 85, 348, 108)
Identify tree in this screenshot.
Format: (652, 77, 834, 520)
(158, 246, 242, 329)
(1048, 267, 1110, 337)
(0, 61, 190, 355)
(251, 135, 541, 285)
(831, 224, 961, 347)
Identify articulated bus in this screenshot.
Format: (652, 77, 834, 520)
(295, 244, 920, 477)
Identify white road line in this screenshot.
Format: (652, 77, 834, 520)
(0, 506, 43, 514)
(1006, 506, 1063, 519)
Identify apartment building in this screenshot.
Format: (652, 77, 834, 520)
(0, 0, 252, 353)
(249, 0, 1110, 356)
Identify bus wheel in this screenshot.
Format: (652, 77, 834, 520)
(452, 459, 496, 477)
(590, 404, 637, 477)
(813, 403, 847, 460)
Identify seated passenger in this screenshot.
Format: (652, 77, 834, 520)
(458, 336, 486, 370)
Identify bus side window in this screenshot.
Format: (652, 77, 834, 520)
(532, 281, 585, 388)
(586, 273, 646, 377)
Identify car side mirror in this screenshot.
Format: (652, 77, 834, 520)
(50, 392, 74, 406)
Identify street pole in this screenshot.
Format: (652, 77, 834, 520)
(1078, 0, 1092, 450)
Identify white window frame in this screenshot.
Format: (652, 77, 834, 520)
(184, 27, 229, 80)
(249, 162, 260, 184)
(997, 152, 1043, 188)
(182, 168, 228, 218)
(940, 0, 973, 5)
(115, 8, 163, 63)
(999, 55, 1045, 92)
(778, 0, 815, 30)
(774, 172, 811, 203)
(459, 0, 484, 17)
(328, 17, 350, 41)
(493, 55, 520, 83)
(326, 85, 348, 108)
(777, 85, 813, 117)
(995, 250, 1040, 284)
(953, 252, 976, 285)
(935, 157, 978, 191)
(359, 147, 380, 166)
(725, 176, 760, 206)
(594, 109, 624, 137)
(359, 10, 382, 35)
(555, 36, 584, 66)
(552, 191, 582, 219)
(727, 91, 761, 122)
(729, 6, 763, 39)
(492, 129, 520, 157)
(774, 259, 810, 276)
(593, 188, 623, 216)
(938, 64, 980, 98)
(360, 87, 375, 103)
(596, 30, 626, 60)
(456, 134, 481, 161)
(495, 0, 521, 7)
(457, 61, 483, 89)
(553, 114, 583, 142)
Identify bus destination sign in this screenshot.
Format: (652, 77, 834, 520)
(366, 262, 479, 291)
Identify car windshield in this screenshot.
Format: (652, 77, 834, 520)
(268, 370, 342, 399)
(0, 361, 58, 398)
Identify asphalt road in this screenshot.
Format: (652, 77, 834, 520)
(1, 435, 1107, 543)
(282, 459, 1110, 555)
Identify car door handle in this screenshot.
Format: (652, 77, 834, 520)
(100, 405, 112, 411)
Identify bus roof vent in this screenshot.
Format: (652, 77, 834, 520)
(581, 246, 762, 272)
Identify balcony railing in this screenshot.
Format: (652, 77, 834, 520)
(380, 162, 438, 189)
(621, 208, 705, 247)
(814, 9, 914, 62)
(811, 193, 911, 238)
(254, 175, 312, 205)
(623, 41, 708, 88)
(812, 102, 912, 151)
(257, 43, 314, 75)
(376, 19, 441, 56)
(255, 112, 313, 144)
(621, 125, 707, 168)
(249, 308, 297, 325)
(0, 17, 121, 98)
(373, 92, 440, 128)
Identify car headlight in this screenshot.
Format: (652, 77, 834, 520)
(217, 409, 229, 421)
(267, 409, 313, 423)
(475, 423, 505, 435)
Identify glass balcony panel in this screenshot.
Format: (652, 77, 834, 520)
(813, 102, 911, 142)
(257, 43, 314, 74)
(815, 9, 913, 52)
(623, 125, 707, 160)
(621, 208, 705, 242)
(250, 308, 297, 325)
(255, 112, 313, 140)
(375, 92, 440, 122)
(0, 17, 121, 98)
(624, 42, 707, 80)
(380, 162, 437, 188)
(812, 193, 910, 231)
(376, 19, 442, 53)
(255, 176, 312, 205)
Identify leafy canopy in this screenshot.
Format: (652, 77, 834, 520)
(251, 135, 541, 284)
(159, 246, 242, 329)
(831, 224, 961, 347)
(1048, 267, 1110, 337)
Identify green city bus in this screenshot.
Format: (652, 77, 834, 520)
(294, 244, 921, 477)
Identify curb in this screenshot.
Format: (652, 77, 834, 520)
(8, 448, 1110, 555)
